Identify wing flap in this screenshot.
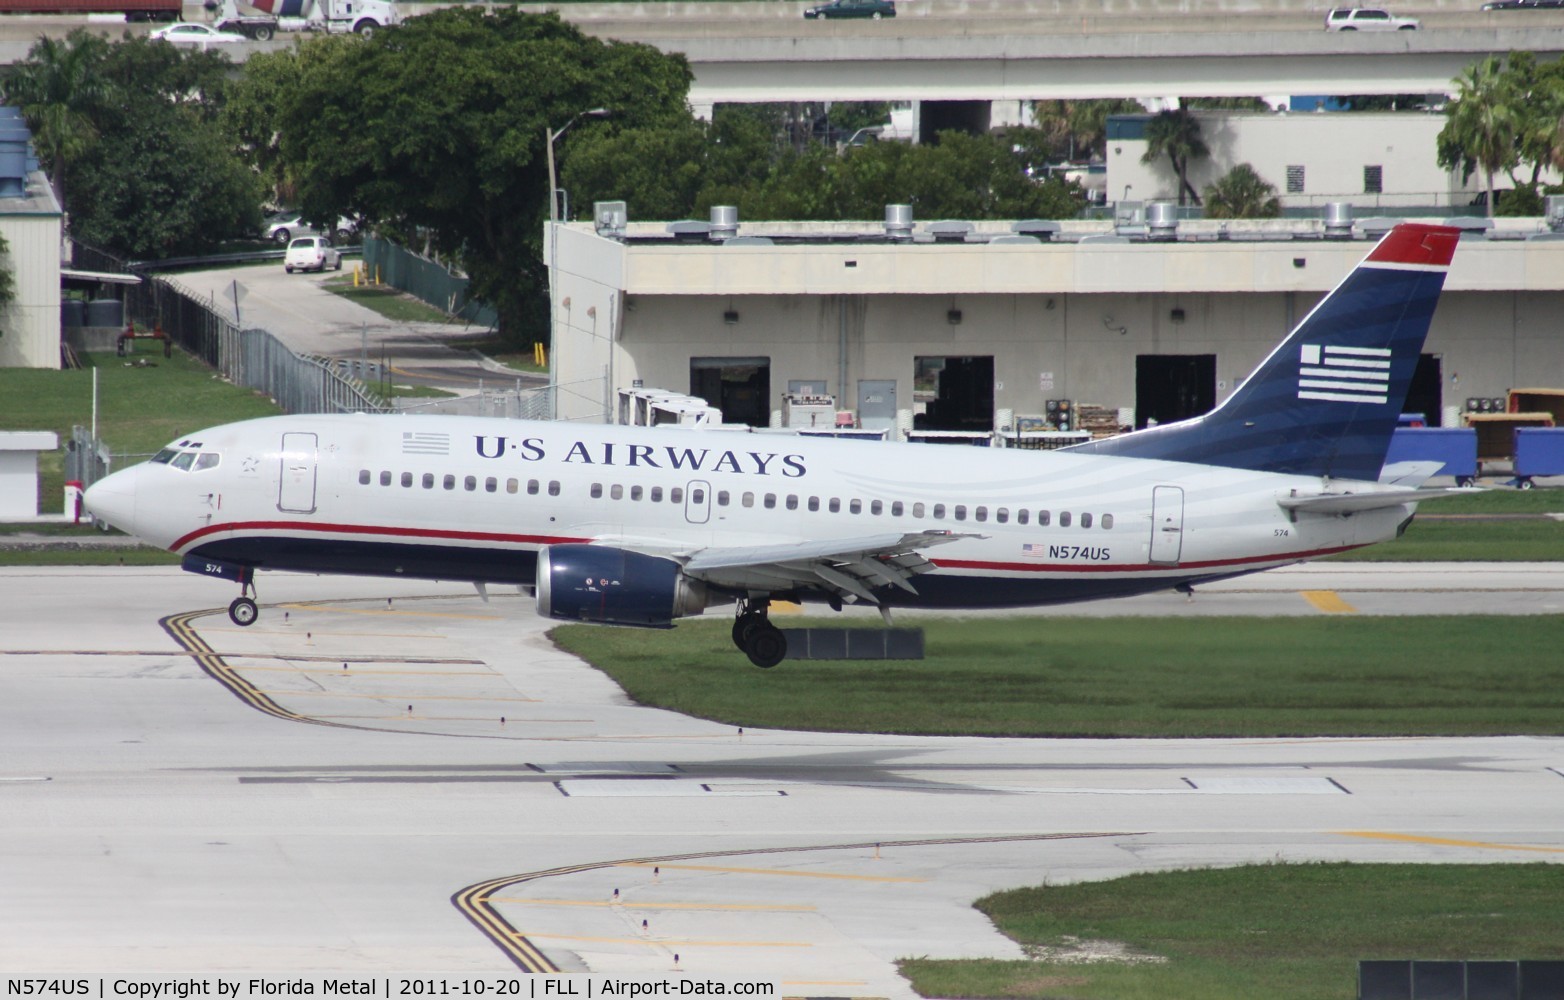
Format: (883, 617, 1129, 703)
(682, 530, 978, 604)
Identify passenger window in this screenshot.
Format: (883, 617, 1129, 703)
(975, 506, 987, 522)
(485, 477, 497, 493)
(379, 470, 392, 486)
(192, 453, 220, 473)
(829, 498, 841, 513)
(870, 500, 883, 515)
(933, 504, 946, 519)
(443, 475, 456, 490)
(464, 476, 477, 491)
(631, 485, 643, 501)
(423, 473, 435, 489)
(913, 503, 925, 518)
(954, 505, 968, 521)
(402, 472, 414, 488)
(359, 469, 371, 485)
(849, 500, 862, 515)
(808, 496, 820, 512)
(891, 501, 904, 516)
(1060, 511, 1072, 527)
(652, 486, 664, 502)
(717, 491, 729, 506)
(786, 495, 798, 510)
(590, 483, 603, 499)
(692, 488, 705, 504)
(611, 485, 623, 500)
(506, 478, 518, 494)
(763, 493, 777, 509)
(527, 480, 540, 495)
(1038, 510, 1050, 526)
(996, 508, 1008, 523)
(671, 487, 684, 503)
(1081, 512, 1093, 529)
(741, 492, 754, 508)
(1017, 509, 1029, 525)
(548, 481, 560, 496)
(1102, 513, 1114, 529)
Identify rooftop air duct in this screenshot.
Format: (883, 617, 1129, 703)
(1323, 202, 1353, 240)
(709, 205, 738, 242)
(885, 204, 913, 241)
(1145, 201, 1178, 241)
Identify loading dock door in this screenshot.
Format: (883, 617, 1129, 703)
(1150, 486, 1184, 565)
(277, 432, 318, 514)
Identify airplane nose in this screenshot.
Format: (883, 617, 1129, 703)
(83, 467, 139, 534)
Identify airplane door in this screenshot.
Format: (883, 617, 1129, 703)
(277, 432, 318, 514)
(1150, 485, 1184, 565)
(684, 480, 711, 525)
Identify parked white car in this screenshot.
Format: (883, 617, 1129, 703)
(284, 236, 342, 274)
(1324, 7, 1420, 30)
(149, 23, 249, 47)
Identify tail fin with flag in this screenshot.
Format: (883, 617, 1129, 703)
(1068, 223, 1461, 481)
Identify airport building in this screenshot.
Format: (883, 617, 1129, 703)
(548, 206, 1564, 437)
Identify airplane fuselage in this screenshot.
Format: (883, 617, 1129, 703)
(90, 412, 1411, 610)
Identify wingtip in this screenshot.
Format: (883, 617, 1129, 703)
(1366, 223, 1462, 268)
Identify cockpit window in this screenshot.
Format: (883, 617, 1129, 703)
(192, 453, 220, 472)
(151, 448, 178, 465)
(171, 452, 197, 471)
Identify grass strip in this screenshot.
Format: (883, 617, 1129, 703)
(551, 615, 1564, 738)
(900, 863, 1564, 1000)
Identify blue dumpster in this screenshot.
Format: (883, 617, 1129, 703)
(1512, 427, 1564, 489)
(1384, 427, 1479, 486)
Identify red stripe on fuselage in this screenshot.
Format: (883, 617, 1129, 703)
(171, 519, 1362, 577)
(170, 520, 589, 553)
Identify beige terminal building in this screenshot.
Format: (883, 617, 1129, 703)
(547, 206, 1564, 437)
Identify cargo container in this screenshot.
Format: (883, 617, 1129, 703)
(1384, 427, 1478, 486)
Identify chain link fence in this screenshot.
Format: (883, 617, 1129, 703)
(361, 238, 499, 329)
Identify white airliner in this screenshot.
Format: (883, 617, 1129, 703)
(86, 223, 1466, 667)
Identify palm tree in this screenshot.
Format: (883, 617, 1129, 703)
(2, 30, 109, 210)
(1438, 56, 1518, 218)
(1203, 163, 1280, 219)
(1140, 108, 1208, 206)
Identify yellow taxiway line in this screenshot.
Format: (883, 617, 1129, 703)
(1338, 830, 1564, 854)
(1301, 590, 1359, 613)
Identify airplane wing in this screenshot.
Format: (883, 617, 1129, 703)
(679, 530, 978, 605)
(1277, 486, 1483, 515)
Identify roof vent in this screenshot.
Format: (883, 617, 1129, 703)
(666, 220, 711, 242)
(1547, 195, 1564, 233)
(1012, 220, 1060, 242)
(927, 221, 972, 243)
(593, 200, 627, 237)
(1145, 201, 1178, 241)
(885, 204, 913, 241)
(1323, 202, 1353, 240)
(709, 205, 738, 241)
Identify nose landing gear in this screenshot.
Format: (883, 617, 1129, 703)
(229, 578, 259, 627)
(732, 599, 787, 669)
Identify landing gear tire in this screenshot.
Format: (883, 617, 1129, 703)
(229, 596, 258, 627)
(744, 624, 787, 669)
(732, 614, 764, 651)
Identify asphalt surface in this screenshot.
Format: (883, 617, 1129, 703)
(2, 564, 1563, 990)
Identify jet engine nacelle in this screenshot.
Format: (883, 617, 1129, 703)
(536, 544, 709, 628)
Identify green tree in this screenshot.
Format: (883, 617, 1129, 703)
(1203, 163, 1280, 219)
(272, 8, 693, 344)
(1141, 108, 1208, 206)
(1439, 55, 1519, 218)
(2, 30, 110, 209)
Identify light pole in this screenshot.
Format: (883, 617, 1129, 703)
(545, 107, 610, 418)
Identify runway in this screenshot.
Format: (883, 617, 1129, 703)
(2, 565, 1562, 992)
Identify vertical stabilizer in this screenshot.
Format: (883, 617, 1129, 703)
(1068, 223, 1460, 480)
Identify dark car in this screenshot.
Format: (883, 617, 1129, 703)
(804, 0, 896, 19)
(1482, 0, 1564, 9)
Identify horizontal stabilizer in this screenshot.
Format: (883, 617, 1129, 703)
(1278, 486, 1483, 515)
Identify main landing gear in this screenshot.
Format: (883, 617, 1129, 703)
(732, 599, 787, 669)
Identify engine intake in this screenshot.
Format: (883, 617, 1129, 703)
(536, 544, 709, 628)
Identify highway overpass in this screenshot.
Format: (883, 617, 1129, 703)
(0, 2, 1559, 106)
